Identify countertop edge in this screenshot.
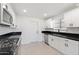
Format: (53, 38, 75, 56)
(42, 31, 79, 41)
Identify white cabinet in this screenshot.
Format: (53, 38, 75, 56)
(52, 15, 63, 29)
(48, 34, 79, 55)
(63, 39, 79, 55)
(48, 35, 65, 53)
(58, 38, 79, 55)
(63, 7, 79, 27)
(52, 36, 59, 49)
(54, 19, 60, 29)
(52, 36, 65, 53)
(44, 34, 48, 44)
(48, 35, 54, 46)
(46, 7, 79, 29)
(45, 15, 63, 29)
(45, 18, 53, 28)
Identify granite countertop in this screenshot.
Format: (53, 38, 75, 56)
(42, 31, 79, 41)
(0, 32, 22, 39)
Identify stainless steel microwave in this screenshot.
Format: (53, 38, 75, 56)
(0, 4, 13, 26)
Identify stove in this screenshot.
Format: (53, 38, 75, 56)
(0, 32, 22, 55)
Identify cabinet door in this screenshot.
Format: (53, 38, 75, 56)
(52, 36, 59, 49)
(57, 37, 65, 53)
(44, 34, 48, 44)
(64, 39, 79, 55)
(50, 36, 55, 47)
(63, 7, 79, 27)
(52, 36, 65, 53)
(0, 3, 1, 20)
(50, 35, 79, 55)
(63, 14, 72, 27)
(48, 35, 53, 46)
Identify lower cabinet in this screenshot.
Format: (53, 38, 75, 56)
(44, 34, 48, 44)
(63, 39, 79, 55)
(52, 36, 65, 53)
(48, 35, 79, 55)
(48, 35, 54, 47)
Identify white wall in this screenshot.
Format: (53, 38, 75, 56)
(16, 16, 45, 44)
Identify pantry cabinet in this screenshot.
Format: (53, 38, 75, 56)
(48, 34, 79, 55)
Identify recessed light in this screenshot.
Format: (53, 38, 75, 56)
(23, 9, 27, 13)
(3, 5, 6, 8)
(75, 3, 79, 7)
(44, 13, 47, 16)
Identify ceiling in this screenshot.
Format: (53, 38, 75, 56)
(10, 3, 77, 19)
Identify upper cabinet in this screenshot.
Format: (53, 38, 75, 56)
(45, 15, 64, 30)
(0, 3, 16, 27)
(46, 7, 79, 31)
(63, 7, 79, 27)
(51, 16, 61, 29)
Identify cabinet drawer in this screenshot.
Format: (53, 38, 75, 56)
(64, 39, 79, 55)
(65, 39, 79, 45)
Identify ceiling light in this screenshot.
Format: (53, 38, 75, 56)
(44, 13, 47, 16)
(23, 9, 27, 13)
(3, 5, 6, 8)
(75, 3, 79, 7)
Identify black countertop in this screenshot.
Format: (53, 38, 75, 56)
(0, 32, 22, 39)
(42, 31, 79, 41)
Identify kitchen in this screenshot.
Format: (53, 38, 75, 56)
(0, 3, 79, 55)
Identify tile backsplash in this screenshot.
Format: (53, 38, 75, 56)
(0, 25, 18, 35)
(67, 27, 79, 33)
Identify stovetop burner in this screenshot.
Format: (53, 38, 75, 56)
(0, 32, 22, 55)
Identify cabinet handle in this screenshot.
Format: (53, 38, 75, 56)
(65, 40, 69, 42)
(65, 43, 68, 47)
(51, 39, 53, 41)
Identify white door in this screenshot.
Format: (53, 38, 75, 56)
(21, 20, 40, 44)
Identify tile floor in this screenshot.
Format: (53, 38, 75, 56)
(18, 42, 62, 55)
